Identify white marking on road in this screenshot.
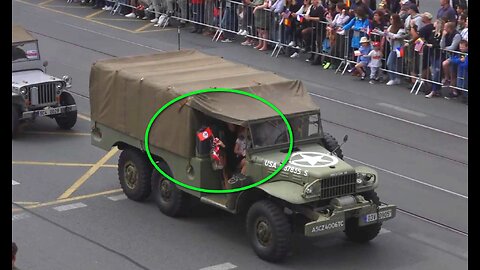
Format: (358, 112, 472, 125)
(408, 233, 468, 259)
(53, 202, 87, 212)
(345, 156, 468, 199)
(199, 263, 237, 270)
(107, 194, 127, 201)
(379, 228, 391, 235)
(58, 22, 166, 52)
(308, 92, 468, 140)
(377, 103, 427, 117)
(12, 213, 30, 221)
(12, 180, 20, 186)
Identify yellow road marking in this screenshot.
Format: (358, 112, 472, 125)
(85, 9, 104, 19)
(136, 29, 171, 33)
(47, 5, 94, 9)
(94, 18, 150, 22)
(24, 131, 90, 136)
(16, 0, 138, 34)
(58, 147, 119, 199)
(134, 23, 154, 32)
(12, 161, 117, 168)
(12, 188, 123, 213)
(77, 113, 91, 121)
(39, 0, 55, 6)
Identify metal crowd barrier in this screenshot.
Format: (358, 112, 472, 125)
(76, 0, 468, 95)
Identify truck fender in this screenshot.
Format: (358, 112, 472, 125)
(255, 181, 312, 205)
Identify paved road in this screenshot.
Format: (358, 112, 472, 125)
(12, 1, 467, 269)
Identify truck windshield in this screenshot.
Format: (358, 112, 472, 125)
(12, 41, 40, 62)
(250, 113, 320, 148)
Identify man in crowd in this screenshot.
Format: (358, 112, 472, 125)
(437, 0, 456, 22)
(457, 14, 468, 41)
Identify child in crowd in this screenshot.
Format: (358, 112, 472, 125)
(445, 40, 468, 101)
(354, 36, 372, 80)
(367, 41, 383, 84)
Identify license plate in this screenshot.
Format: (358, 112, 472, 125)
(378, 209, 392, 220)
(364, 213, 377, 223)
(39, 107, 62, 117)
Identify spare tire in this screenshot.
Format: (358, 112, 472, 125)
(321, 132, 343, 159)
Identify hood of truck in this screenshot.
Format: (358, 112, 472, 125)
(249, 143, 355, 185)
(12, 70, 60, 88)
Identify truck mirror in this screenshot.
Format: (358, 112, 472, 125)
(43, 61, 48, 67)
(343, 135, 348, 143)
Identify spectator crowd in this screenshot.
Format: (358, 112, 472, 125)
(69, 0, 468, 103)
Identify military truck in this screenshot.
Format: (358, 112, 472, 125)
(12, 25, 77, 138)
(89, 50, 396, 262)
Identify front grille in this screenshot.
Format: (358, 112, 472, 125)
(320, 173, 356, 199)
(27, 83, 57, 105)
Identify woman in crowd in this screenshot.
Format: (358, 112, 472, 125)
(252, 0, 272, 51)
(342, 6, 370, 66)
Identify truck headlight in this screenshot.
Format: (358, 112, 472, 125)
(20, 88, 27, 95)
(56, 82, 63, 90)
(62, 75, 72, 85)
(356, 172, 374, 185)
(303, 179, 322, 198)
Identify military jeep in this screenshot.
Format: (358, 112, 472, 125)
(12, 25, 77, 138)
(89, 50, 396, 262)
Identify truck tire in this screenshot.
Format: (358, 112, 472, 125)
(118, 148, 153, 201)
(321, 132, 343, 159)
(12, 105, 20, 139)
(151, 169, 190, 217)
(55, 92, 77, 130)
(246, 200, 292, 262)
(344, 190, 382, 243)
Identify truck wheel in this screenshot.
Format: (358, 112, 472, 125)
(246, 200, 292, 262)
(321, 132, 343, 159)
(118, 148, 152, 201)
(55, 92, 77, 130)
(12, 105, 20, 139)
(151, 169, 190, 217)
(344, 191, 382, 243)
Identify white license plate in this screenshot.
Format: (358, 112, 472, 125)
(364, 213, 377, 223)
(378, 209, 393, 220)
(39, 107, 62, 116)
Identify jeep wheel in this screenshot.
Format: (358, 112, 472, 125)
(55, 92, 77, 130)
(246, 200, 291, 262)
(321, 132, 343, 159)
(344, 191, 382, 243)
(118, 148, 153, 201)
(151, 169, 190, 217)
(12, 105, 20, 139)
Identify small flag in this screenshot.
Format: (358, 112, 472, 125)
(346, 0, 351, 8)
(414, 38, 424, 52)
(297, 14, 305, 23)
(197, 127, 213, 141)
(395, 46, 405, 58)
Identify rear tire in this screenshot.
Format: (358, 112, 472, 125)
(118, 148, 153, 201)
(151, 169, 190, 217)
(246, 200, 291, 262)
(55, 92, 77, 130)
(344, 190, 382, 243)
(12, 105, 20, 139)
(321, 132, 343, 159)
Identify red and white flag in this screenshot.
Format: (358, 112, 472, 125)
(197, 127, 213, 141)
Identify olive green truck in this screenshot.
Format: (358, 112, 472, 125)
(89, 50, 396, 262)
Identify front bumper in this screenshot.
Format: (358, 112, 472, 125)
(22, 104, 76, 119)
(304, 201, 396, 237)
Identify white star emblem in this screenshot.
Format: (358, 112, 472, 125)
(289, 152, 339, 168)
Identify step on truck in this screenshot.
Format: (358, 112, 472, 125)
(89, 50, 396, 262)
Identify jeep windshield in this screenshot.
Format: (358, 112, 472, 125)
(249, 113, 321, 149)
(12, 41, 40, 62)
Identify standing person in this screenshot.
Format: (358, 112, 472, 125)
(425, 18, 445, 98)
(191, 0, 206, 33)
(303, 0, 325, 64)
(252, 0, 272, 51)
(374, 13, 406, 86)
(367, 41, 383, 83)
(12, 242, 19, 270)
(342, 7, 370, 70)
(149, 0, 162, 25)
(410, 12, 435, 93)
(234, 126, 249, 176)
(437, 0, 456, 22)
(289, 0, 312, 57)
(328, 2, 350, 68)
(221, 0, 241, 42)
(457, 14, 468, 41)
(370, 9, 387, 43)
(444, 40, 467, 99)
(439, 21, 461, 86)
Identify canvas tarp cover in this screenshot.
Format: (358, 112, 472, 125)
(89, 50, 318, 158)
(12, 25, 37, 44)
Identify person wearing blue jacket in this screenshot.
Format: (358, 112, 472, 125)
(342, 6, 371, 61)
(446, 40, 468, 101)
